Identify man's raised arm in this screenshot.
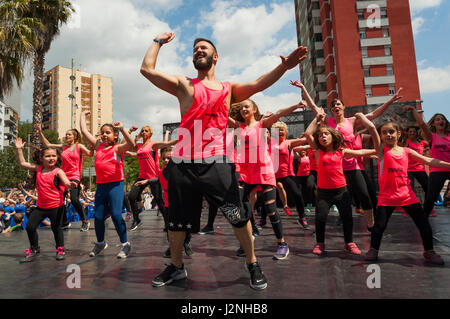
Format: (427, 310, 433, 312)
(230, 46, 308, 103)
(140, 32, 181, 97)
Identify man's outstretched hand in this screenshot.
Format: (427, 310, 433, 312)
(154, 32, 176, 45)
(280, 46, 308, 69)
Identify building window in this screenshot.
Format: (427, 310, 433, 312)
(366, 87, 372, 97)
(382, 28, 389, 37)
(364, 68, 370, 77)
(389, 86, 395, 95)
(98, 94, 101, 98)
(358, 12, 364, 20)
(387, 65, 393, 75)
(360, 31, 366, 39)
(362, 48, 368, 58)
(385, 46, 391, 56)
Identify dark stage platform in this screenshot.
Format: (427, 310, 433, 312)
(1, 207, 449, 299)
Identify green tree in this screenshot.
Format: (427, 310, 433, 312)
(0, 0, 42, 99)
(0, 146, 28, 188)
(124, 156, 139, 191)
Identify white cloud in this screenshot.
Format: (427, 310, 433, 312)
(409, 0, 443, 14)
(418, 65, 450, 94)
(411, 16, 425, 34)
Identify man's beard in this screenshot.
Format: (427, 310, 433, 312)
(193, 54, 213, 70)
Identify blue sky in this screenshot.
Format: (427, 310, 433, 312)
(17, 0, 450, 139)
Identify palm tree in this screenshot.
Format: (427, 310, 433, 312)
(0, 0, 42, 100)
(27, 0, 74, 147)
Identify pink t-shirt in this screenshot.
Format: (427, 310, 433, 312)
(430, 133, 450, 172)
(378, 146, 419, 207)
(297, 156, 311, 177)
(137, 142, 160, 179)
(61, 144, 83, 181)
(158, 169, 169, 208)
(272, 139, 293, 179)
(308, 149, 318, 172)
(237, 121, 276, 186)
(173, 78, 230, 160)
(407, 140, 426, 172)
(36, 166, 65, 209)
(95, 144, 124, 184)
(328, 117, 359, 171)
(317, 149, 347, 189)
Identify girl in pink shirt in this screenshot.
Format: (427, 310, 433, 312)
(305, 113, 378, 256)
(406, 107, 450, 218)
(14, 138, 77, 263)
(35, 124, 93, 231)
(365, 120, 449, 265)
(80, 111, 135, 259)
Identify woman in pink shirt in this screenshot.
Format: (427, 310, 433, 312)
(35, 124, 93, 231)
(406, 107, 450, 218)
(305, 112, 378, 256)
(80, 111, 135, 259)
(14, 138, 77, 263)
(364, 120, 449, 265)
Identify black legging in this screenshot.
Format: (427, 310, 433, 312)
(408, 171, 429, 202)
(206, 203, 218, 228)
(277, 175, 305, 219)
(370, 203, 434, 251)
(296, 175, 315, 205)
(424, 171, 450, 217)
(344, 170, 373, 210)
(128, 178, 165, 220)
(26, 205, 65, 250)
(68, 180, 86, 220)
(315, 187, 353, 244)
(352, 170, 378, 209)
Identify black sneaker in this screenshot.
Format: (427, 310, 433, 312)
(184, 242, 194, 256)
(236, 247, 245, 257)
(117, 243, 131, 259)
(163, 247, 171, 258)
(80, 221, 90, 232)
(424, 250, 445, 266)
(130, 219, 142, 232)
(62, 222, 71, 230)
(20, 247, 40, 263)
(247, 262, 267, 290)
(364, 248, 379, 262)
(252, 226, 260, 237)
(89, 242, 108, 257)
(152, 263, 187, 287)
(198, 226, 214, 235)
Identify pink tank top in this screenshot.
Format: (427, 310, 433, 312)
(61, 144, 83, 181)
(317, 149, 347, 189)
(407, 140, 426, 172)
(36, 166, 65, 209)
(328, 117, 359, 171)
(272, 139, 292, 179)
(137, 142, 160, 179)
(308, 149, 318, 171)
(237, 121, 276, 186)
(297, 156, 311, 177)
(95, 144, 124, 184)
(430, 133, 450, 172)
(354, 134, 364, 171)
(173, 78, 230, 160)
(378, 146, 419, 206)
(158, 169, 169, 208)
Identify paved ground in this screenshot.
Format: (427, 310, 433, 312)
(0, 206, 449, 299)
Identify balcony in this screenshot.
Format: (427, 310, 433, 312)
(360, 36, 391, 47)
(362, 55, 393, 66)
(364, 75, 395, 86)
(366, 95, 392, 105)
(356, 0, 386, 10)
(5, 115, 17, 125)
(359, 17, 389, 29)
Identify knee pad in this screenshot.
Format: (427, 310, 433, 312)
(268, 211, 283, 239)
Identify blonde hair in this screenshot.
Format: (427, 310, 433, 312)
(140, 125, 153, 136)
(272, 121, 288, 132)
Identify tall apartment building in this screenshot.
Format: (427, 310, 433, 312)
(294, 0, 422, 111)
(0, 101, 19, 150)
(42, 64, 113, 139)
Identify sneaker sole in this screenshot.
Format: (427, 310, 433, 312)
(152, 270, 187, 287)
(250, 281, 268, 290)
(198, 231, 214, 235)
(273, 248, 290, 260)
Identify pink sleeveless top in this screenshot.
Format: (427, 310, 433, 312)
(430, 133, 450, 172)
(354, 134, 365, 171)
(297, 156, 311, 177)
(237, 121, 276, 186)
(36, 166, 65, 209)
(317, 149, 347, 189)
(328, 117, 359, 171)
(272, 139, 292, 179)
(173, 78, 230, 160)
(95, 144, 124, 184)
(407, 140, 426, 172)
(61, 144, 83, 181)
(308, 149, 318, 171)
(378, 146, 419, 206)
(158, 169, 169, 208)
(137, 142, 160, 179)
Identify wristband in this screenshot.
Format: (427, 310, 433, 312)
(153, 38, 164, 46)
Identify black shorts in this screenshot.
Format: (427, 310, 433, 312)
(166, 157, 249, 233)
